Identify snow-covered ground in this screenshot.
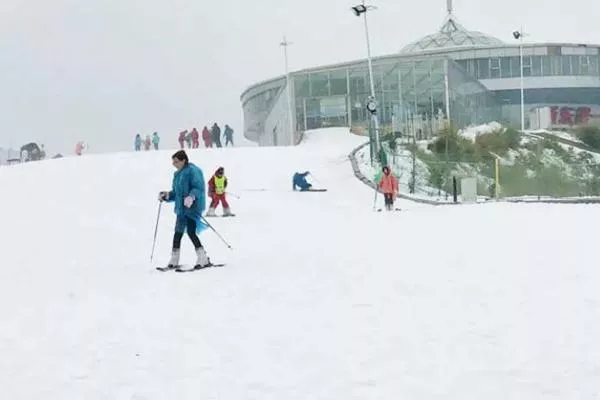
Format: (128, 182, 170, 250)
(1, 127, 599, 399)
(459, 121, 504, 141)
(526, 129, 584, 144)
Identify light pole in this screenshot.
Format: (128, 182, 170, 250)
(513, 27, 526, 131)
(280, 36, 295, 146)
(351, 1, 381, 156)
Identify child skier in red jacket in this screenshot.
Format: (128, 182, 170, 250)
(206, 167, 234, 217)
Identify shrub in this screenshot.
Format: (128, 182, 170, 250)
(575, 126, 600, 150)
(428, 125, 476, 160)
(474, 127, 521, 159)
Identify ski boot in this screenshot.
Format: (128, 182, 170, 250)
(223, 207, 235, 217)
(157, 249, 180, 271)
(194, 247, 212, 269)
(205, 207, 217, 217)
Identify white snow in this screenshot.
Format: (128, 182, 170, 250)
(458, 121, 504, 141)
(526, 129, 583, 144)
(1, 127, 599, 399)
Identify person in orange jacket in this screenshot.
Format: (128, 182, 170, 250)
(378, 166, 398, 211)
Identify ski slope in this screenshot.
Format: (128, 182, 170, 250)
(0, 128, 599, 399)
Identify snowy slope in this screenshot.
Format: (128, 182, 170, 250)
(0, 128, 599, 399)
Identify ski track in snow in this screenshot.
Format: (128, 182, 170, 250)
(0, 128, 599, 399)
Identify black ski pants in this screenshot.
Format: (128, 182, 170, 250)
(384, 193, 394, 205)
(173, 216, 202, 250)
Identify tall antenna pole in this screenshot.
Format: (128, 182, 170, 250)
(280, 36, 295, 146)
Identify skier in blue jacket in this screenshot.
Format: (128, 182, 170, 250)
(292, 171, 312, 191)
(158, 150, 211, 269)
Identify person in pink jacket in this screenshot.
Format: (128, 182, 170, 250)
(378, 166, 398, 211)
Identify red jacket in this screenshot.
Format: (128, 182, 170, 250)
(202, 127, 211, 142)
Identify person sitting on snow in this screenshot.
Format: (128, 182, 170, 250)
(206, 167, 234, 217)
(292, 171, 312, 191)
(378, 166, 398, 211)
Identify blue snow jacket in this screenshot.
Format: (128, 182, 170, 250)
(293, 171, 311, 191)
(165, 162, 207, 233)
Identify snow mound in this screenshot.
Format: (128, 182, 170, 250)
(459, 121, 505, 141)
(300, 127, 368, 148)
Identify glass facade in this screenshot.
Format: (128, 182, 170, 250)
(241, 79, 285, 141)
(241, 45, 600, 145)
(455, 54, 600, 79)
(291, 57, 500, 137)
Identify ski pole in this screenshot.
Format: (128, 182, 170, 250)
(201, 216, 233, 250)
(226, 191, 240, 199)
(150, 201, 162, 261)
(372, 186, 378, 211)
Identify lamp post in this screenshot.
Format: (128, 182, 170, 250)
(351, 1, 381, 156)
(512, 27, 526, 131)
(280, 36, 295, 146)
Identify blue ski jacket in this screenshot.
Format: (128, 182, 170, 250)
(165, 162, 207, 232)
(293, 171, 311, 191)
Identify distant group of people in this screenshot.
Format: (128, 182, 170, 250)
(135, 132, 160, 151)
(132, 124, 235, 153)
(179, 124, 234, 149)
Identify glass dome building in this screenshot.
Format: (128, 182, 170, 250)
(400, 15, 505, 54)
(240, 2, 600, 146)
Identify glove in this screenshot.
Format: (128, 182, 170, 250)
(184, 195, 195, 208)
(158, 191, 168, 201)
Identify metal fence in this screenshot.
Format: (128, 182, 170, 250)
(381, 138, 600, 200)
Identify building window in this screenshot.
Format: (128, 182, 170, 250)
(531, 56, 542, 76)
(522, 56, 532, 77)
(467, 59, 477, 76)
(570, 56, 581, 75)
(580, 56, 590, 75)
(589, 56, 599, 76)
(561, 56, 571, 75)
(510, 57, 520, 78)
(310, 73, 329, 97)
(490, 57, 501, 78)
(541, 56, 550, 76)
(500, 57, 511, 78)
(329, 69, 348, 95)
(549, 56, 562, 75)
(477, 58, 490, 79)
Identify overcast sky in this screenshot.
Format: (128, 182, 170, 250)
(0, 0, 598, 155)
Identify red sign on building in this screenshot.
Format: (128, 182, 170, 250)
(549, 106, 592, 125)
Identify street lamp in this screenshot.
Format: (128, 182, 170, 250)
(513, 28, 527, 131)
(280, 36, 295, 146)
(351, 1, 381, 155)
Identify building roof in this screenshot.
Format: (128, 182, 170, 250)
(400, 12, 504, 54)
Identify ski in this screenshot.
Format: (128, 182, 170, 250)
(156, 265, 180, 272)
(376, 208, 402, 212)
(175, 263, 226, 272)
